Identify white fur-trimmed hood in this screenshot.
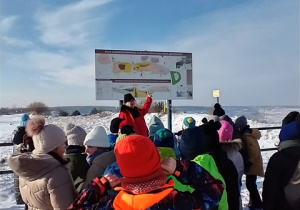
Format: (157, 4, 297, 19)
(220, 139, 243, 153)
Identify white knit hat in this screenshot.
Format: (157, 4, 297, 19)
(26, 116, 67, 154)
(64, 123, 87, 146)
(84, 126, 110, 148)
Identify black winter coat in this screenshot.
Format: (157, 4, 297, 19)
(212, 150, 240, 210)
(263, 140, 300, 210)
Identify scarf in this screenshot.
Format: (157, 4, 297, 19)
(120, 168, 166, 194)
(120, 105, 140, 118)
(86, 148, 109, 165)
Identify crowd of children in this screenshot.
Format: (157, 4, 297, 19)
(8, 94, 300, 210)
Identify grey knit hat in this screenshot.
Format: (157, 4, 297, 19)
(64, 123, 87, 146)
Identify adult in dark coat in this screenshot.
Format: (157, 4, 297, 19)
(263, 112, 300, 210)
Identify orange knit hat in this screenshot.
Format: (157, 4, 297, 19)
(114, 135, 162, 179)
(114, 135, 166, 194)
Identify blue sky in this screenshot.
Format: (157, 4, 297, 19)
(1, 0, 299, 108)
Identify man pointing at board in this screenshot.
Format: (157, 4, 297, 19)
(119, 92, 152, 137)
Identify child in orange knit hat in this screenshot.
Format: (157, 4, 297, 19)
(70, 135, 226, 210)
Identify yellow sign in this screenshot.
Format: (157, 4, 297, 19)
(213, 90, 220, 98)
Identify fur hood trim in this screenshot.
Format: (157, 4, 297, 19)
(220, 139, 243, 152)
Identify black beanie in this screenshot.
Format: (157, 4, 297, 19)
(213, 103, 225, 117)
(179, 121, 221, 160)
(120, 125, 135, 135)
(179, 127, 207, 160)
(110, 118, 124, 133)
(124, 93, 135, 103)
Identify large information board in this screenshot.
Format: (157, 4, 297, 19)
(95, 49, 193, 100)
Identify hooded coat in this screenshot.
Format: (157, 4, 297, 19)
(119, 96, 152, 137)
(148, 115, 165, 139)
(242, 128, 264, 176)
(8, 153, 76, 210)
(220, 139, 244, 185)
(221, 139, 244, 210)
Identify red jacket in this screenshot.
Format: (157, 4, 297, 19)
(119, 97, 152, 137)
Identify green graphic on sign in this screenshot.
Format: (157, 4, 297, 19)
(170, 71, 181, 85)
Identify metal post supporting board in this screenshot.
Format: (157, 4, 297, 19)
(167, 100, 172, 131)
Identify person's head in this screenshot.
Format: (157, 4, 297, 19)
(124, 93, 135, 108)
(202, 115, 220, 124)
(213, 103, 225, 117)
(83, 126, 110, 155)
(20, 113, 30, 127)
(182, 117, 196, 129)
(115, 124, 136, 143)
(25, 116, 67, 157)
(110, 117, 124, 134)
(218, 120, 234, 142)
(52, 143, 66, 157)
(179, 121, 221, 160)
(153, 128, 174, 148)
(114, 135, 166, 194)
(279, 121, 300, 143)
(235, 115, 248, 131)
(120, 124, 135, 135)
(148, 115, 165, 137)
(153, 128, 177, 160)
(282, 111, 300, 126)
(64, 123, 87, 146)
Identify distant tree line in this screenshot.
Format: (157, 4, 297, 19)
(0, 100, 168, 116)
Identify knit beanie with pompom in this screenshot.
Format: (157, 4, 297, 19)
(26, 116, 67, 154)
(182, 117, 196, 129)
(218, 120, 234, 142)
(213, 103, 225, 117)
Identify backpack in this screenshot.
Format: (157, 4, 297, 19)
(69, 177, 116, 210)
(284, 160, 300, 210)
(69, 177, 102, 210)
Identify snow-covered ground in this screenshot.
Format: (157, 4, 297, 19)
(0, 106, 298, 209)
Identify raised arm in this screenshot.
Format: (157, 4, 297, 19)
(139, 95, 152, 116)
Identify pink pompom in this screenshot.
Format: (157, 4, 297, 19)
(26, 116, 45, 136)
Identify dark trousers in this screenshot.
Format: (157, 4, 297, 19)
(14, 173, 25, 205)
(246, 175, 263, 208)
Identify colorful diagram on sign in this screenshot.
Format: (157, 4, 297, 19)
(95, 49, 193, 100)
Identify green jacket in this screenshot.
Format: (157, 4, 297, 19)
(64, 153, 90, 192)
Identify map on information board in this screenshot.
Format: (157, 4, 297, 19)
(95, 49, 193, 100)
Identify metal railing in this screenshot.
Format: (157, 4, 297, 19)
(0, 126, 281, 175)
